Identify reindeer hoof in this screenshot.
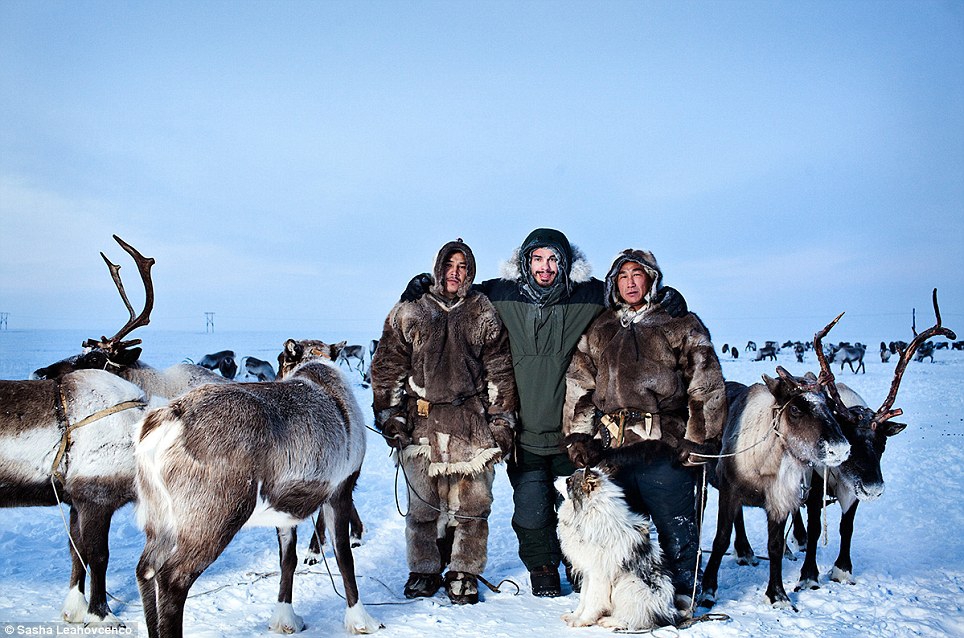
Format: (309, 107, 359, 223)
(269, 602, 305, 634)
(350, 535, 362, 548)
(736, 554, 760, 566)
(303, 552, 321, 566)
(794, 578, 819, 591)
(61, 587, 88, 623)
(829, 566, 855, 584)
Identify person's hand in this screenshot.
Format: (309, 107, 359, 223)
(380, 415, 412, 450)
(564, 433, 603, 468)
(400, 273, 433, 303)
(654, 286, 688, 318)
(678, 439, 714, 467)
(490, 419, 514, 457)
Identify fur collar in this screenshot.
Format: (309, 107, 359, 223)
(498, 244, 592, 283)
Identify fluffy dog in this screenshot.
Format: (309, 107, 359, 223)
(556, 467, 678, 631)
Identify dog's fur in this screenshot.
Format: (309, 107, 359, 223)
(556, 468, 678, 631)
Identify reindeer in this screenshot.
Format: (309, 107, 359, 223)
(700, 316, 851, 611)
(241, 356, 277, 381)
(32, 236, 230, 400)
(135, 339, 382, 637)
(879, 341, 891, 363)
(195, 350, 238, 379)
(952, 340, 964, 351)
(745, 341, 757, 352)
(0, 369, 152, 624)
(793, 342, 806, 363)
(793, 291, 955, 590)
(753, 344, 778, 361)
(833, 342, 866, 374)
(913, 341, 936, 362)
(337, 344, 367, 374)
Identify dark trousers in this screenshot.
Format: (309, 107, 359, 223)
(506, 448, 575, 571)
(612, 453, 701, 597)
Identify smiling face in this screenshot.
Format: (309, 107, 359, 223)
(616, 261, 651, 310)
(443, 251, 468, 298)
(529, 247, 559, 288)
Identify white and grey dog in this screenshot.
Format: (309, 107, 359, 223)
(556, 467, 678, 631)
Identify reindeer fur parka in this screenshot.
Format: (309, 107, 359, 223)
(563, 249, 726, 461)
(372, 240, 519, 477)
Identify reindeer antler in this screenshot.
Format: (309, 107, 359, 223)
(83, 235, 156, 352)
(811, 311, 854, 419)
(872, 289, 957, 427)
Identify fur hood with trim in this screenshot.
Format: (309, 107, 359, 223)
(429, 239, 476, 300)
(498, 243, 593, 285)
(604, 249, 663, 310)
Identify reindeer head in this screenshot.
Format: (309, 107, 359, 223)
(32, 236, 154, 380)
(276, 339, 347, 379)
(761, 366, 851, 468)
(813, 290, 954, 499)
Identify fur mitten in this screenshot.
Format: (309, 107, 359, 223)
(564, 433, 604, 468)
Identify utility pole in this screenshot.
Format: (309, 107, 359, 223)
(205, 312, 215, 333)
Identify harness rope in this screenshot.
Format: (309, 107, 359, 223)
(49, 388, 147, 609)
(366, 423, 521, 596)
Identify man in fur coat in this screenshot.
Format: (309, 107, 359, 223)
(401, 228, 688, 597)
(371, 239, 518, 605)
(563, 248, 726, 614)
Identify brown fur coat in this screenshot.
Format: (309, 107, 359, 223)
(563, 250, 725, 455)
(372, 240, 518, 476)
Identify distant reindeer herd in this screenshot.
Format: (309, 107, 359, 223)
(1, 236, 959, 633)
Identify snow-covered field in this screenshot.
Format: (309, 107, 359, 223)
(1, 329, 962, 637)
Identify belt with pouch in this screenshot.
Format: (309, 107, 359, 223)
(595, 408, 661, 448)
(415, 394, 478, 418)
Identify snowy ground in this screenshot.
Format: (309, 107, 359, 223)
(1, 329, 962, 637)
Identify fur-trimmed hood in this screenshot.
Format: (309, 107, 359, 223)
(498, 229, 593, 285)
(429, 239, 476, 300)
(603, 249, 663, 310)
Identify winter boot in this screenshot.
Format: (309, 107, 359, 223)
(444, 571, 479, 605)
(403, 572, 442, 599)
(529, 564, 561, 597)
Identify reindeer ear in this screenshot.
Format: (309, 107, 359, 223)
(762, 373, 779, 394)
(284, 339, 299, 357)
(113, 347, 141, 366)
(880, 420, 907, 437)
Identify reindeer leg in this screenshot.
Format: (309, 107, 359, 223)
(796, 475, 824, 591)
(62, 505, 89, 623)
(350, 505, 364, 548)
(733, 508, 758, 566)
(788, 507, 808, 556)
(830, 501, 858, 584)
(765, 513, 795, 610)
(700, 484, 737, 608)
(270, 526, 305, 633)
(330, 471, 381, 634)
(305, 512, 326, 565)
(77, 503, 117, 623)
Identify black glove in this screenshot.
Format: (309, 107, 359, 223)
(564, 433, 604, 468)
(677, 439, 715, 467)
(379, 415, 412, 450)
(654, 286, 688, 318)
(400, 273, 433, 303)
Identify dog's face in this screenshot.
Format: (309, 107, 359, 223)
(556, 467, 606, 511)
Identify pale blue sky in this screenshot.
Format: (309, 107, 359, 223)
(1, 1, 962, 347)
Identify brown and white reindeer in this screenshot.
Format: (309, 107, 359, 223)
(31, 235, 231, 399)
(700, 315, 852, 611)
(134, 338, 382, 637)
(791, 290, 956, 590)
(0, 368, 150, 624)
